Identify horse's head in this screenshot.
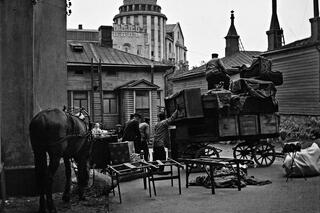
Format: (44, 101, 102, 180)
(67, 107, 93, 187)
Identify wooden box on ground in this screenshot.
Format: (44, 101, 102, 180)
(260, 113, 280, 134)
(239, 114, 259, 136)
(165, 88, 203, 120)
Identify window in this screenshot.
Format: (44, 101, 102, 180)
(136, 90, 150, 119)
(142, 4, 146, 11)
(123, 43, 131, 52)
(73, 91, 88, 111)
(103, 92, 117, 114)
(134, 15, 139, 25)
(126, 16, 130, 24)
(158, 30, 161, 42)
(157, 91, 161, 107)
(75, 70, 84, 75)
(136, 91, 149, 109)
(151, 29, 155, 41)
(143, 16, 147, 28)
(151, 16, 154, 27)
(169, 43, 172, 53)
(137, 45, 142, 55)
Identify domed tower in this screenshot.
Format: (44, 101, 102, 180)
(113, 0, 167, 61)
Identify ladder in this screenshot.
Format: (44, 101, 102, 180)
(90, 58, 104, 124)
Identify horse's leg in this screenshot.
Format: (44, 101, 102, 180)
(62, 157, 71, 203)
(74, 157, 89, 201)
(34, 150, 47, 213)
(46, 155, 60, 213)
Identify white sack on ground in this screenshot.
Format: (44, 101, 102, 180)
(283, 143, 320, 177)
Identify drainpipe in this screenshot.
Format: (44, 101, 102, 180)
(150, 60, 154, 84)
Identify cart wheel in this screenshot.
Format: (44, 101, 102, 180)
(233, 143, 252, 160)
(253, 142, 275, 167)
(195, 145, 220, 158)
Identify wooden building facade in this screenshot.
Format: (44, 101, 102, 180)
(262, 0, 320, 116)
(67, 27, 173, 131)
(263, 40, 320, 115)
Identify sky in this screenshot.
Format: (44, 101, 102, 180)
(67, 0, 314, 67)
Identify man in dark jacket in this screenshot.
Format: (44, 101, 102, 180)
(206, 54, 230, 90)
(122, 113, 142, 153)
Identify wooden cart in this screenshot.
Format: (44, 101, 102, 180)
(170, 113, 280, 167)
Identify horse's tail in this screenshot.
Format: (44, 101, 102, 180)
(33, 149, 48, 194)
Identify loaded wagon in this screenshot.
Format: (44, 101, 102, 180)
(166, 87, 280, 167)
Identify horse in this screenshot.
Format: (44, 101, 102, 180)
(29, 108, 92, 213)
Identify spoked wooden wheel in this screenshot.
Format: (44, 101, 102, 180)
(195, 145, 220, 158)
(253, 142, 276, 167)
(233, 143, 253, 160)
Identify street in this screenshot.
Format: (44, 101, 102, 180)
(4, 143, 320, 213)
(108, 144, 320, 213)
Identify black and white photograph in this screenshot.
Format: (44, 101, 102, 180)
(0, 0, 320, 212)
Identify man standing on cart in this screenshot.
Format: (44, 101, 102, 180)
(205, 53, 230, 90)
(153, 110, 178, 172)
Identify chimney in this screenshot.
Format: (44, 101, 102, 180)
(225, 11, 240, 57)
(211, 53, 219, 59)
(310, 0, 320, 41)
(98, 26, 113, 48)
(266, 0, 283, 50)
(78, 24, 83, 30)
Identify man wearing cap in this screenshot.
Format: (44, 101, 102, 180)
(205, 54, 230, 90)
(122, 113, 142, 154)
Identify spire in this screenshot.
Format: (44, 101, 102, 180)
(266, 0, 283, 51)
(225, 10, 239, 57)
(269, 0, 280, 31)
(226, 10, 238, 36)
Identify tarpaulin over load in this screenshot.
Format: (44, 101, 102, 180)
(229, 78, 278, 113)
(231, 78, 277, 99)
(283, 143, 320, 177)
(239, 56, 283, 86)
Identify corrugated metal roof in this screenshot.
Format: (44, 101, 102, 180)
(172, 51, 261, 80)
(67, 41, 171, 67)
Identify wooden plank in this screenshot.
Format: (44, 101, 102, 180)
(219, 116, 238, 137)
(239, 115, 259, 136)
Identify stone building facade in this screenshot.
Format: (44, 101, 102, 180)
(112, 0, 188, 66)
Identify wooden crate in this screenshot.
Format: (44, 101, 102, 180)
(260, 114, 279, 134)
(239, 114, 259, 136)
(218, 116, 239, 137)
(165, 88, 203, 120)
